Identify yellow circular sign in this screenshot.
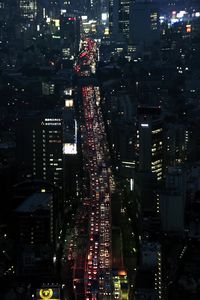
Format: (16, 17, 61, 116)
(39, 288, 53, 299)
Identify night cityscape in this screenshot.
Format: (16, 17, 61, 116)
(0, 0, 200, 299)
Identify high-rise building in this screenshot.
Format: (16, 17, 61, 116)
(135, 241, 162, 300)
(129, 1, 160, 47)
(160, 167, 186, 233)
(109, 0, 132, 41)
(15, 191, 56, 278)
(19, 0, 37, 19)
(49, 0, 60, 18)
(90, 0, 101, 20)
(60, 15, 80, 57)
(62, 87, 80, 201)
(16, 111, 64, 192)
(137, 106, 163, 181)
(15, 192, 54, 245)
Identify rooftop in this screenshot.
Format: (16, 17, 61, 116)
(15, 192, 52, 213)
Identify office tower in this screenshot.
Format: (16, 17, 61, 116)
(90, 0, 101, 20)
(63, 0, 90, 16)
(62, 88, 79, 201)
(15, 192, 55, 277)
(137, 106, 163, 181)
(49, 0, 60, 18)
(0, 0, 7, 21)
(15, 192, 54, 245)
(19, 0, 37, 19)
(160, 167, 186, 233)
(109, 0, 132, 41)
(16, 111, 64, 193)
(60, 15, 80, 57)
(129, 0, 160, 47)
(135, 241, 162, 300)
(165, 124, 190, 167)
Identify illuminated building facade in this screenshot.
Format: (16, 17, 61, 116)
(137, 107, 163, 181)
(109, 0, 132, 41)
(62, 87, 80, 201)
(33, 113, 64, 191)
(19, 0, 37, 19)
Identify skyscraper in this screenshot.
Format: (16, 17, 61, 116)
(60, 15, 80, 57)
(17, 111, 64, 192)
(19, 0, 37, 19)
(129, 0, 160, 47)
(137, 106, 163, 181)
(109, 0, 132, 41)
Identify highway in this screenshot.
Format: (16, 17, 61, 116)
(72, 38, 115, 300)
(61, 38, 130, 300)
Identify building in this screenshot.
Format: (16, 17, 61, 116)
(19, 0, 37, 19)
(16, 111, 64, 196)
(91, 0, 102, 20)
(15, 192, 54, 245)
(160, 167, 186, 233)
(62, 87, 80, 202)
(129, 0, 160, 47)
(135, 241, 162, 300)
(60, 15, 80, 57)
(109, 0, 132, 41)
(42, 82, 55, 96)
(15, 192, 55, 278)
(137, 106, 163, 181)
(49, 0, 60, 18)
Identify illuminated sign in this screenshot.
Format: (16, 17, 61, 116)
(63, 88, 72, 96)
(186, 24, 192, 33)
(63, 143, 77, 154)
(118, 270, 127, 276)
(81, 15, 88, 20)
(65, 99, 73, 107)
(104, 27, 109, 35)
(67, 17, 76, 21)
(101, 13, 108, 21)
(40, 289, 53, 299)
(63, 120, 77, 155)
(36, 287, 60, 300)
(141, 123, 149, 127)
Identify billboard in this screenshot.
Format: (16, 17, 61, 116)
(63, 143, 77, 154)
(63, 119, 77, 155)
(36, 287, 60, 300)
